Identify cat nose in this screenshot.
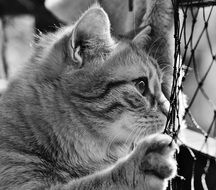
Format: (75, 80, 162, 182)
(157, 94, 170, 116)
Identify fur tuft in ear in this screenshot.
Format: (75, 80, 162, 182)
(70, 4, 114, 68)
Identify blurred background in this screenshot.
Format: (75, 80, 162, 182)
(0, 0, 215, 137)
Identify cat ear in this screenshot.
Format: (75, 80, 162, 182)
(69, 4, 114, 68)
(125, 0, 174, 62)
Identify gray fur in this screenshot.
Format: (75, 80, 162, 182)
(0, 2, 177, 190)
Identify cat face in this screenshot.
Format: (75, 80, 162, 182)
(29, 5, 169, 152)
(55, 5, 169, 145)
(64, 45, 169, 144)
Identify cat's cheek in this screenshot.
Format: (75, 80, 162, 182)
(106, 112, 138, 141)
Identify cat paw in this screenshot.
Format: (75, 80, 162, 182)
(133, 134, 178, 179)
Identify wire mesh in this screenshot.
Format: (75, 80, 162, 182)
(166, 0, 216, 189)
(168, 0, 216, 146)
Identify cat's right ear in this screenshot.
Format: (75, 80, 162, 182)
(69, 4, 114, 68)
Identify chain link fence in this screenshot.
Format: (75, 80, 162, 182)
(166, 0, 216, 189)
(169, 0, 216, 146)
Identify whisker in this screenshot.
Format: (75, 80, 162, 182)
(147, 37, 162, 56)
(128, 127, 143, 150)
(134, 127, 144, 145)
(124, 127, 139, 149)
(106, 134, 119, 159)
(153, 39, 164, 59)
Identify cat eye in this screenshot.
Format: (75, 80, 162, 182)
(134, 77, 148, 95)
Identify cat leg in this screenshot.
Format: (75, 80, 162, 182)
(52, 134, 177, 190)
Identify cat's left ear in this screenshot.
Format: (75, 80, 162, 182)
(69, 4, 114, 68)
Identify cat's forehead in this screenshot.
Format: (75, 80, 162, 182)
(104, 43, 162, 82)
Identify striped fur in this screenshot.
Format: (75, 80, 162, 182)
(0, 3, 177, 190)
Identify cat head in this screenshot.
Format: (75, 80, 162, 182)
(14, 4, 171, 158)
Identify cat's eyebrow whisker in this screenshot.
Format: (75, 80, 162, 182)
(153, 38, 164, 59)
(147, 37, 162, 56)
(160, 65, 172, 73)
(156, 59, 171, 69)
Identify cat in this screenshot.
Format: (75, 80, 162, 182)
(0, 2, 178, 190)
(45, 0, 175, 101)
